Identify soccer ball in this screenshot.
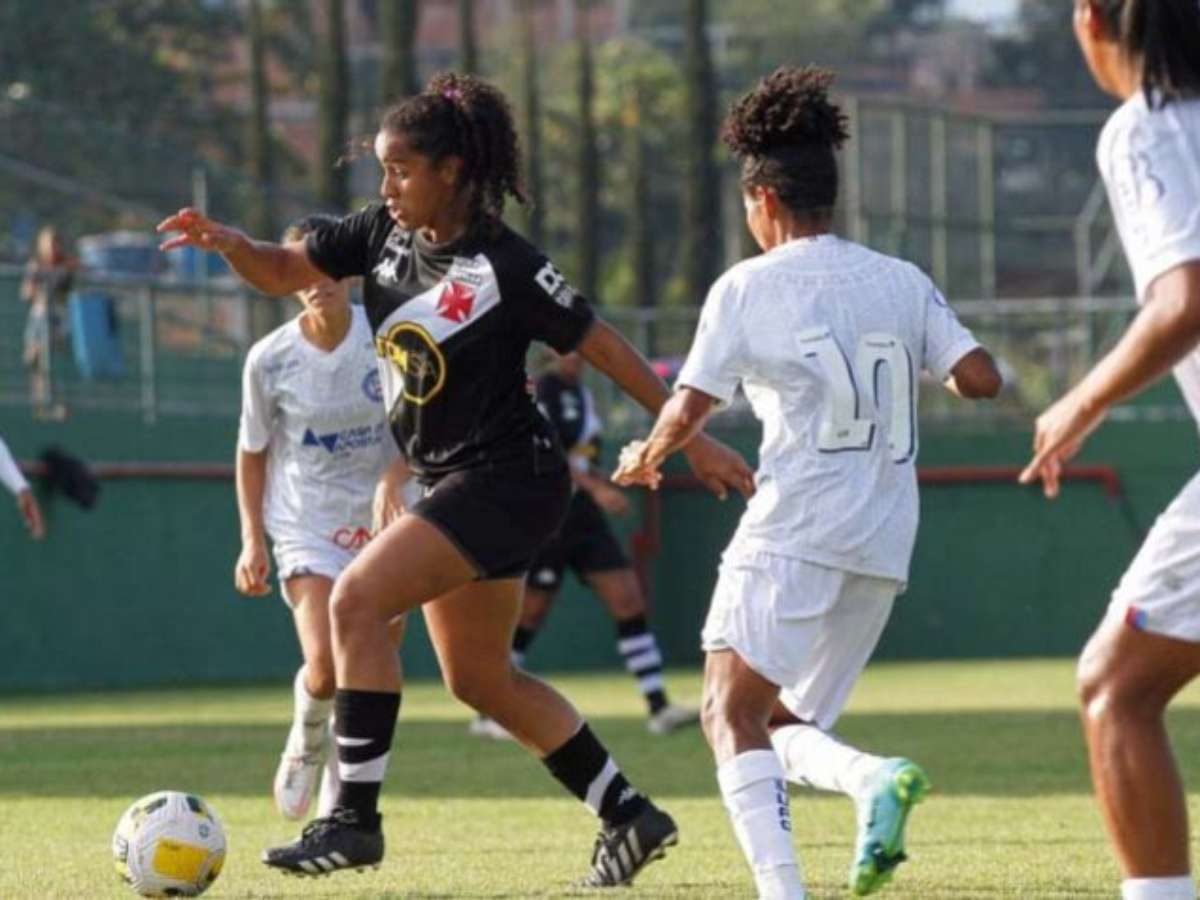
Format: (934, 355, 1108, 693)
(112, 791, 226, 897)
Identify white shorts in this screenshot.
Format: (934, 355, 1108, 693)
(702, 551, 898, 730)
(272, 533, 357, 608)
(1107, 471, 1200, 643)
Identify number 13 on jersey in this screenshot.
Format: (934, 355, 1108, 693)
(798, 327, 915, 463)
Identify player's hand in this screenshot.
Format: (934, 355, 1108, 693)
(1018, 390, 1107, 499)
(17, 489, 44, 540)
(157, 208, 245, 255)
(682, 433, 756, 501)
(372, 476, 406, 534)
(592, 483, 631, 517)
(612, 439, 662, 490)
(234, 539, 272, 597)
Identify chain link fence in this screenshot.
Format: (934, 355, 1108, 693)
(4, 265, 1175, 436)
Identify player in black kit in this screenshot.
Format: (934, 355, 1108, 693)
(470, 351, 699, 740)
(158, 71, 753, 889)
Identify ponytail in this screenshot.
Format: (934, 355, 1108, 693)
(1096, 0, 1200, 106)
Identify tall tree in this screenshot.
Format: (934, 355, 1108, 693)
(575, 1, 599, 303)
(245, 0, 276, 240)
(381, 0, 421, 102)
(458, 0, 478, 75)
(315, 0, 349, 210)
(520, 0, 545, 245)
(627, 79, 655, 315)
(682, 0, 721, 304)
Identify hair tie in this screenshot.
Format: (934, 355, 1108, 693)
(443, 88, 464, 104)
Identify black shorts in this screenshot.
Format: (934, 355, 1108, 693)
(412, 458, 572, 580)
(527, 489, 631, 593)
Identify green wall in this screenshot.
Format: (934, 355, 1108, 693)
(2, 405, 1197, 692)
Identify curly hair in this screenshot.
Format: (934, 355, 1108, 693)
(721, 65, 850, 216)
(379, 72, 526, 224)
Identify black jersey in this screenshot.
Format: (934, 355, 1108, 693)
(536, 372, 603, 472)
(306, 205, 595, 479)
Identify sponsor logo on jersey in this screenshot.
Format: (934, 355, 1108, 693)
(436, 281, 476, 323)
(534, 261, 579, 309)
(372, 230, 412, 285)
(302, 423, 386, 455)
(332, 526, 373, 551)
(362, 369, 383, 402)
(375, 321, 446, 406)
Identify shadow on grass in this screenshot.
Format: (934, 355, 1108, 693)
(5, 708, 1200, 799)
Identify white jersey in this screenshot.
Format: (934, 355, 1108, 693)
(678, 235, 979, 582)
(0, 435, 29, 496)
(1098, 92, 1200, 422)
(239, 305, 395, 549)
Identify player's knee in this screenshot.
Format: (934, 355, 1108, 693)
(305, 661, 336, 699)
(442, 665, 505, 713)
(329, 574, 375, 636)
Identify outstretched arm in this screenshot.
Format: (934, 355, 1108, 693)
(1021, 262, 1200, 498)
(157, 208, 325, 296)
(577, 320, 755, 500)
(612, 387, 729, 492)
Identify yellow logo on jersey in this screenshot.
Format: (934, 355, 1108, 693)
(375, 322, 447, 406)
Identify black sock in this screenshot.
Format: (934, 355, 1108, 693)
(615, 614, 669, 715)
(542, 723, 648, 827)
(333, 688, 400, 829)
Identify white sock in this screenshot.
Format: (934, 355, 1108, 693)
(1122, 876, 1196, 900)
(316, 718, 340, 817)
(290, 666, 333, 755)
(716, 749, 806, 900)
(771, 724, 884, 802)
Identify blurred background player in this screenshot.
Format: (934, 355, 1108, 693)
(616, 66, 1001, 899)
(234, 214, 408, 827)
(19, 225, 76, 420)
(471, 350, 699, 740)
(0, 432, 45, 540)
(160, 71, 752, 885)
(1020, 3, 1200, 899)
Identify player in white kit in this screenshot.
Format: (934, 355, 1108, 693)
(235, 215, 409, 826)
(0, 433, 44, 540)
(615, 67, 1001, 899)
(1019, 4, 1200, 899)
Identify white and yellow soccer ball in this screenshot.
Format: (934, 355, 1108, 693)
(112, 791, 226, 897)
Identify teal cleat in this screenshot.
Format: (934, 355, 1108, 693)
(849, 758, 931, 896)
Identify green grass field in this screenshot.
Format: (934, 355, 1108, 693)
(4, 659, 1200, 898)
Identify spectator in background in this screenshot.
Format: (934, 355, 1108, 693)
(20, 226, 77, 420)
(0, 434, 45, 540)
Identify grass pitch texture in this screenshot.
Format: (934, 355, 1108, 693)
(3, 659, 1198, 898)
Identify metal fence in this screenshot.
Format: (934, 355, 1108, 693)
(3, 265, 1171, 435)
(0, 266, 253, 422)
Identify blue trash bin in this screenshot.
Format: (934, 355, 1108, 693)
(69, 292, 126, 379)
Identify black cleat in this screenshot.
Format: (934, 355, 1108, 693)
(262, 807, 384, 876)
(580, 801, 679, 887)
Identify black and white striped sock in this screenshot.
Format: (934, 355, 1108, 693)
(333, 689, 400, 830)
(542, 723, 648, 827)
(616, 615, 668, 715)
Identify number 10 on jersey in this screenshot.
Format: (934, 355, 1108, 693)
(798, 327, 915, 463)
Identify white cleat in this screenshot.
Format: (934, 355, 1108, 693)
(274, 748, 324, 821)
(647, 703, 701, 735)
(467, 715, 514, 741)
